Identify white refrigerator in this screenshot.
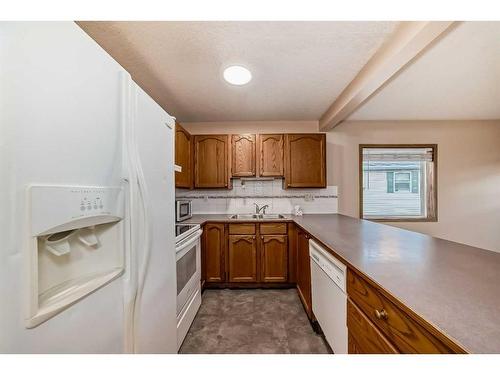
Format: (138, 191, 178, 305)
(0, 22, 177, 353)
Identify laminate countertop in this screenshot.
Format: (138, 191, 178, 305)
(183, 213, 500, 353)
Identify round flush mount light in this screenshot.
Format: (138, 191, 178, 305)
(223, 65, 252, 85)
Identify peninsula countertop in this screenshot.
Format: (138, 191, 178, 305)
(183, 213, 500, 353)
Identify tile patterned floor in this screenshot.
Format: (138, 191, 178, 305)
(179, 289, 331, 354)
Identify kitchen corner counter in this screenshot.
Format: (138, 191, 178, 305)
(186, 213, 500, 353)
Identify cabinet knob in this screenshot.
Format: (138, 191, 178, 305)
(375, 309, 388, 320)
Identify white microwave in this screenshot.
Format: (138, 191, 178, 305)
(176, 199, 192, 222)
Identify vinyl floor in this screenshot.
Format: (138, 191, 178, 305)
(179, 289, 331, 354)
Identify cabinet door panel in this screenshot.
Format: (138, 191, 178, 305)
(347, 299, 399, 354)
(228, 223, 256, 235)
(175, 123, 192, 188)
(260, 223, 287, 235)
(232, 134, 256, 177)
(347, 269, 459, 354)
(285, 134, 326, 188)
(203, 223, 225, 282)
(296, 228, 312, 318)
(259, 134, 284, 177)
(261, 235, 288, 282)
(228, 235, 257, 282)
(194, 135, 228, 188)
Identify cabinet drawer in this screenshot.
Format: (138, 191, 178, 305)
(347, 269, 459, 354)
(228, 224, 256, 235)
(260, 223, 287, 235)
(347, 299, 398, 354)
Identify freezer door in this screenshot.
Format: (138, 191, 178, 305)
(129, 82, 177, 353)
(0, 22, 127, 353)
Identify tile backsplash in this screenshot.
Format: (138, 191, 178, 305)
(176, 179, 338, 215)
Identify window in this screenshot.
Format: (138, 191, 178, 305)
(360, 145, 437, 221)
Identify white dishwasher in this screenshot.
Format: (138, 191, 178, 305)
(309, 239, 348, 354)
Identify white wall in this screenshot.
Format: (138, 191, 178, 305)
(328, 120, 500, 252)
(181, 120, 318, 134)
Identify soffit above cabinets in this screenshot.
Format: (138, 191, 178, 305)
(348, 21, 500, 121)
(77, 21, 398, 122)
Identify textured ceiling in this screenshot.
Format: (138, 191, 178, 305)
(348, 22, 500, 121)
(78, 21, 397, 122)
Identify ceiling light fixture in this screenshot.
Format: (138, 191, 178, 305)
(223, 65, 252, 86)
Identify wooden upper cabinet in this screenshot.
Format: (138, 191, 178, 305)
(260, 235, 288, 283)
(231, 134, 256, 177)
(203, 223, 226, 283)
(175, 123, 193, 189)
(228, 234, 258, 282)
(194, 135, 229, 188)
(284, 133, 326, 188)
(259, 134, 284, 177)
(296, 228, 312, 319)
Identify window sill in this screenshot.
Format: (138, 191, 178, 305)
(363, 217, 438, 223)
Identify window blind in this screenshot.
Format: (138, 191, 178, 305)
(362, 148, 434, 162)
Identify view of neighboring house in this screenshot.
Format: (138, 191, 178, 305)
(362, 161, 424, 217)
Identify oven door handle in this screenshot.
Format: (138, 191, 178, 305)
(176, 229, 203, 259)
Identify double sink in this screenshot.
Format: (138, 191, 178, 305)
(229, 213, 287, 220)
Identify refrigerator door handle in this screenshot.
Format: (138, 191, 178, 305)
(121, 72, 137, 354)
(131, 123, 153, 354)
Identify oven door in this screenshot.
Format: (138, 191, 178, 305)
(176, 229, 202, 316)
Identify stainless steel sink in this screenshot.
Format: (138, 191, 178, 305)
(229, 214, 260, 220)
(228, 214, 286, 220)
(260, 214, 286, 219)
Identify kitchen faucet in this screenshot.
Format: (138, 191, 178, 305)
(254, 203, 269, 215)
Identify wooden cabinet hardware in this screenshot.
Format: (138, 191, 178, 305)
(375, 309, 389, 321)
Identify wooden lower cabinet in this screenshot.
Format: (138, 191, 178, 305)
(203, 223, 226, 283)
(203, 222, 292, 286)
(347, 299, 399, 354)
(296, 228, 312, 319)
(261, 235, 288, 282)
(228, 234, 258, 282)
(347, 269, 463, 354)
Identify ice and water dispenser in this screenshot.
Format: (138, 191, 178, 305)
(26, 185, 125, 328)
